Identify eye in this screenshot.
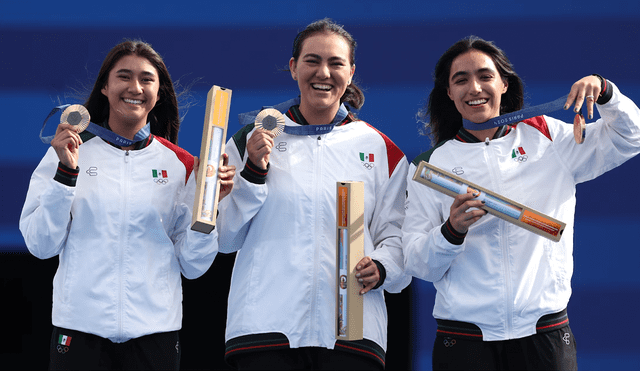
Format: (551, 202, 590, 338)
(453, 78, 467, 85)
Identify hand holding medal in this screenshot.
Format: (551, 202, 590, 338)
(51, 105, 90, 169)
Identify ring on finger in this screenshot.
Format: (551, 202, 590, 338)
(586, 95, 595, 100)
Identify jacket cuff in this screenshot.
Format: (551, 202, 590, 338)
(240, 158, 269, 184)
(441, 218, 466, 245)
(592, 74, 613, 105)
(54, 161, 79, 187)
(372, 259, 386, 290)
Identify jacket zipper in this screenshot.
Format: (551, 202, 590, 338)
(309, 135, 324, 343)
(485, 141, 514, 338)
(118, 150, 131, 341)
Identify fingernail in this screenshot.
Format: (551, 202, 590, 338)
(481, 201, 485, 204)
(358, 278, 363, 283)
(574, 107, 579, 113)
(563, 104, 569, 110)
(355, 273, 361, 277)
(589, 114, 593, 120)
(356, 265, 361, 270)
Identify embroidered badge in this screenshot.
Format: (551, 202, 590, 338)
(359, 152, 375, 170)
(443, 337, 456, 348)
(57, 334, 72, 354)
(152, 169, 169, 184)
(511, 146, 528, 163)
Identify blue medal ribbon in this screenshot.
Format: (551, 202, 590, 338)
(238, 97, 351, 135)
(462, 95, 569, 131)
(40, 104, 150, 146)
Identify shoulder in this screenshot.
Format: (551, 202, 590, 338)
(154, 136, 194, 183)
(411, 140, 448, 166)
(517, 116, 552, 141)
(231, 123, 256, 159)
(357, 121, 406, 177)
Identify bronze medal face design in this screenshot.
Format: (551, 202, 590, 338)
(255, 108, 285, 137)
(61, 104, 90, 133)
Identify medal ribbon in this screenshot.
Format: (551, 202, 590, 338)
(462, 95, 569, 131)
(40, 104, 150, 146)
(238, 97, 351, 135)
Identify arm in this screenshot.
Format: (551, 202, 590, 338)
(172, 170, 218, 279)
(174, 154, 236, 279)
(363, 158, 412, 294)
(19, 148, 76, 259)
(554, 79, 640, 183)
(216, 129, 272, 253)
(401, 162, 475, 283)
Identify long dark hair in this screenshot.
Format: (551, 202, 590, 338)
(84, 39, 181, 144)
(419, 36, 524, 144)
(292, 18, 365, 110)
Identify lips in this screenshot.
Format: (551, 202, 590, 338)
(467, 98, 488, 106)
(123, 98, 143, 105)
(312, 83, 332, 91)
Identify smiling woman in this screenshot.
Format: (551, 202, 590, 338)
(402, 35, 640, 371)
(19, 39, 236, 370)
(216, 19, 411, 370)
(100, 55, 160, 145)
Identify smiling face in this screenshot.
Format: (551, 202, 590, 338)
(289, 32, 355, 119)
(101, 54, 160, 130)
(447, 50, 508, 123)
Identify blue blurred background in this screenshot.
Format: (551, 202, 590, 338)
(2, 1, 639, 369)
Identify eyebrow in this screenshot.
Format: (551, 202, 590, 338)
(115, 68, 157, 76)
(302, 53, 348, 63)
(450, 67, 495, 80)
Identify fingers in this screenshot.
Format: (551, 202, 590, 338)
(218, 153, 236, 201)
(449, 191, 487, 234)
(51, 123, 83, 169)
(193, 156, 200, 180)
(564, 76, 602, 120)
(355, 257, 380, 295)
(247, 129, 275, 170)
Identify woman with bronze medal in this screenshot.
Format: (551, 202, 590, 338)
(402, 36, 640, 370)
(216, 19, 411, 370)
(20, 40, 235, 369)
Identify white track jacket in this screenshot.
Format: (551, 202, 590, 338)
(20, 135, 218, 343)
(217, 113, 411, 352)
(403, 82, 640, 341)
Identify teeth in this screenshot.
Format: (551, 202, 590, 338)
(312, 84, 332, 91)
(467, 99, 487, 106)
(124, 98, 143, 104)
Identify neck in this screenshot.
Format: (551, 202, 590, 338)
(107, 117, 147, 150)
(298, 102, 339, 126)
(467, 127, 499, 142)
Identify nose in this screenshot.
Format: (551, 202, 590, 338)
(128, 79, 143, 94)
(470, 78, 482, 94)
(316, 63, 330, 79)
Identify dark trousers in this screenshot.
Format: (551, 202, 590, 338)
(49, 326, 181, 370)
(233, 347, 383, 370)
(432, 325, 578, 370)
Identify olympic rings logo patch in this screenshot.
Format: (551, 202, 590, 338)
(443, 337, 456, 348)
(154, 178, 169, 185)
(512, 154, 528, 163)
(57, 345, 69, 354)
(362, 162, 375, 170)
